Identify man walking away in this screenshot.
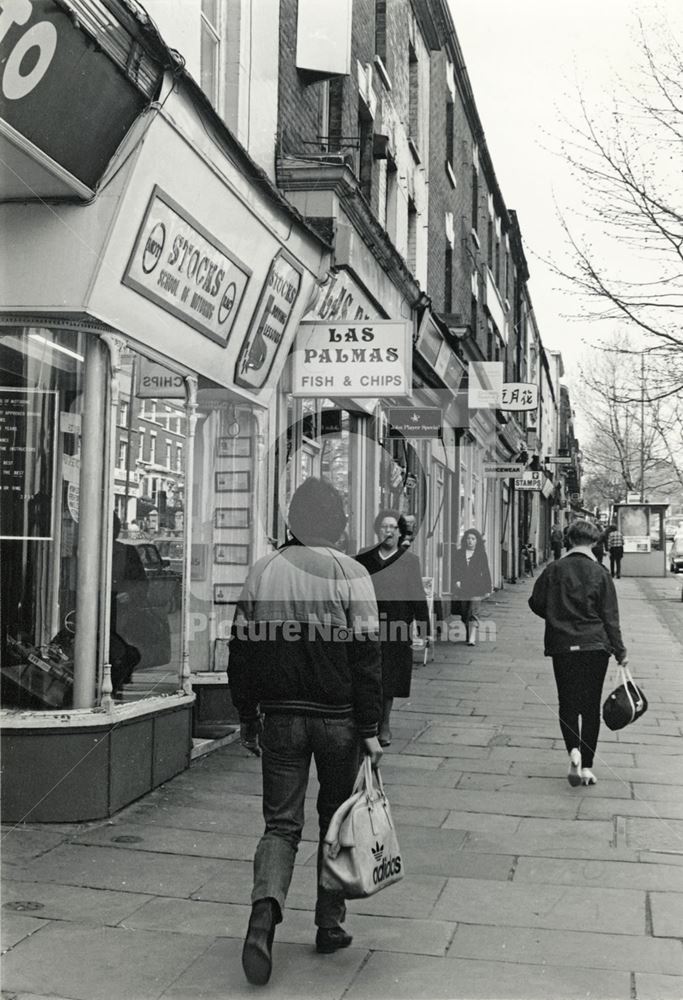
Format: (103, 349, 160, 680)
(228, 477, 382, 987)
(605, 522, 625, 578)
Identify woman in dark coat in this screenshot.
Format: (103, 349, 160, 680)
(356, 510, 429, 746)
(451, 528, 492, 646)
(529, 519, 627, 787)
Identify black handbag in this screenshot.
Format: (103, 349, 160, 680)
(602, 665, 648, 731)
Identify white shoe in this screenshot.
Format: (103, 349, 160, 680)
(567, 748, 582, 787)
(467, 625, 477, 646)
(581, 768, 597, 786)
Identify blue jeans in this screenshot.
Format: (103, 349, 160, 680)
(252, 713, 360, 928)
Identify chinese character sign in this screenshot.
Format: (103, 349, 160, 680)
(501, 383, 538, 412)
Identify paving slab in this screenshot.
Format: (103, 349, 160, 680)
(634, 973, 683, 999)
(513, 856, 683, 892)
(578, 797, 683, 821)
(160, 937, 367, 1000)
(448, 923, 683, 974)
(346, 952, 631, 999)
(0, 828, 69, 865)
(459, 817, 614, 856)
(626, 818, 683, 852)
(1, 879, 152, 924)
(431, 877, 645, 935)
(454, 773, 630, 798)
(12, 844, 225, 898)
(0, 923, 214, 1000)
(1, 914, 49, 952)
(650, 891, 683, 937)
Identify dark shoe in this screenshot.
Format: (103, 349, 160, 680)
(316, 926, 353, 953)
(242, 898, 278, 985)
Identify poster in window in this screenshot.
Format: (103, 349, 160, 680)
(214, 543, 250, 566)
(215, 471, 250, 493)
(215, 507, 250, 529)
(213, 583, 242, 605)
(0, 388, 58, 540)
(218, 436, 252, 458)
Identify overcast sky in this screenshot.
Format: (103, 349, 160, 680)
(450, 0, 683, 408)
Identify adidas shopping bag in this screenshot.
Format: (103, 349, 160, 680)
(321, 756, 404, 899)
(602, 663, 648, 731)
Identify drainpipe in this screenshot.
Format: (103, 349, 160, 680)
(72, 337, 107, 709)
(181, 376, 198, 696)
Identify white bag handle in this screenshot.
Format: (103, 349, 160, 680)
(616, 663, 643, 721)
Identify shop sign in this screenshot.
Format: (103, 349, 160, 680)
(137, 359, 186, 399)
(123, 188, 251, 346)
(235, 249, 303, 391)
(0, 388, 57, 540)
(468, 362, 503, 409)
(387, 407, 442, 438)
(483, 463, 526, 478)
(501, 383, 538, 411)
(514, 471, 543, 491)
(292, 321, 412, 397)
(309, 268, 375, 322)
(0, 0, 152, 193)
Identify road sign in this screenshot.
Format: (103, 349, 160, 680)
(546, 456, 572, 465)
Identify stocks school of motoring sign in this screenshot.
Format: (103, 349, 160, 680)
(123, 187, 251, 346)
(292, 321, 412, 397)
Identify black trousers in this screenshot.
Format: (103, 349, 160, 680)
(552, 652, 609, 768)
(609, 546, 624, 578)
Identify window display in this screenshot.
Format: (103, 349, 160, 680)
(0, 331, 187, 710)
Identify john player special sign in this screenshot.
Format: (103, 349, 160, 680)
(292, 320, 412, 397)
(123, 187, 251, 345)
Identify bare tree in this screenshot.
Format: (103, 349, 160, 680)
(576, 342, 683, 505)
(553, 15, 683, 395)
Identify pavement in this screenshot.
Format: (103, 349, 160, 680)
(2, 571, 683, 1000)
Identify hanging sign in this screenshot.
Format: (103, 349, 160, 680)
(468, 362, 503, 409)
(514, 471, 542, 491)
(235, 249, 303, 391)
(292, 320, 412, 397)
(123, 187, 251, 346)
(137, 359, 186, 399)
(387, 407, 442, 438)
(501, 383, 538, 411)
(483, 463, 526, 478)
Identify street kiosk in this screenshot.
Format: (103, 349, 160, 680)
(612, 501, 669, 577)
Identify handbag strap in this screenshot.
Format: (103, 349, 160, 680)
(617, 664, 637, 721)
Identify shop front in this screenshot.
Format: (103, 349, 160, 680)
(0, 33, 328, 820)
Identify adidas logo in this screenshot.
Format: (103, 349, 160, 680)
(371, 841, 384, 862)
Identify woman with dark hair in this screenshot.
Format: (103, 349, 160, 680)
(356, 509, 429, 746)
(529, 519, 628, 787)
(451, 528, 492, 646)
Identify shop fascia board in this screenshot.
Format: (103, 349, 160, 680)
(82, 116, 326, 396)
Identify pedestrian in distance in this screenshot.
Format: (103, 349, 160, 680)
(451, 528, 492, 646)
(356, 510, 430, 747)
(528, 519, 628, 787)
(550, 521, 564, 560)
(605, 521, 625, 578)
(228, 477, 383, 986)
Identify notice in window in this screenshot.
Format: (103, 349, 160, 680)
(0, 388, 57, 540)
